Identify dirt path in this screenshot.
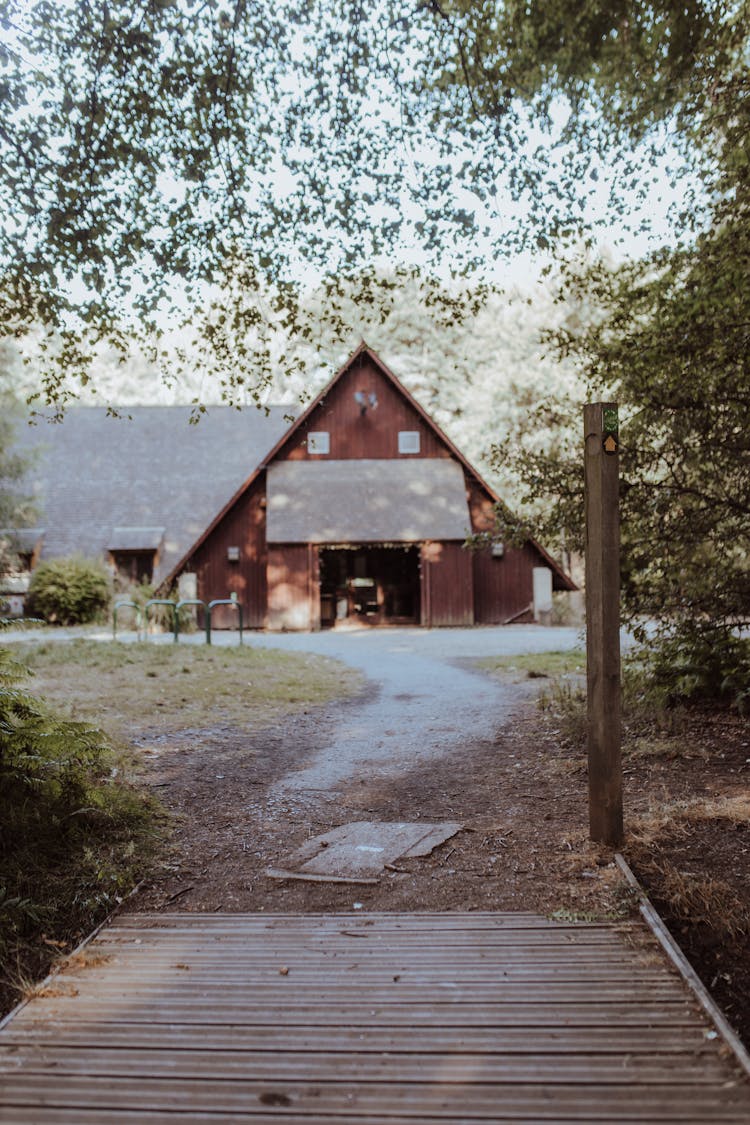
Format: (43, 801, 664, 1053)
(132, 626, 624, 921)
(259, 628, 546, 802)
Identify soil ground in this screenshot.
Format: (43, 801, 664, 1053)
(4, 626, 748, 1049)
(125, 638, 750, 1048)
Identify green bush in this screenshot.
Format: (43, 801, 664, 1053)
(26, 556, 111, 625)
(0, 647, 157, 1010)
(633, 627, 750, 714)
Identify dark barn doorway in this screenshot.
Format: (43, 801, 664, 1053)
(319, 545, 421, 627)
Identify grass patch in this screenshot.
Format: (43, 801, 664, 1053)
(477, 650, 585, 681)
(2, 639, 361, 1016)
(16, 639, 363, 740)
(478, 650, 589, 748)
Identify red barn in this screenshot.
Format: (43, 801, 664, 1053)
(163, 344, 574, 629)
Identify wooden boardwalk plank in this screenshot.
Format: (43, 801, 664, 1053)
(1, 1113, 746, 1125)
(1, 1045, 734, 1083)
(4, 1021, 715, 1052)
(2, 911, 749, 1124)
(2, 1075, 750, 1119)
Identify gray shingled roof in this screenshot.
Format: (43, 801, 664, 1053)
(9, 406, 293, 585)
(267, 459, 471, 543)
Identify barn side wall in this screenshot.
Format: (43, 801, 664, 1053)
(267, 544, 318, 631)
(467, 477, 537, 624)
(472, 543, 540, 624)
(187, 474, 268, 629)
(421, 541, 474, 627)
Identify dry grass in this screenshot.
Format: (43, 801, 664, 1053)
(631, 794, 750, 847)
(626, 735, 708, 761)
(16, 639, 363, 740)
(629, 795, 750, 947)
(644, 862, 749, 942)
(56, 950, 113, 974)
(687, 794, 750, 823)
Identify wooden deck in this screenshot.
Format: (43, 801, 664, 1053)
(1, 911, 750, 1123)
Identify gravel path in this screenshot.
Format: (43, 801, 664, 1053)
(244, 625, 584, 797)
(2, 620, 585, 806)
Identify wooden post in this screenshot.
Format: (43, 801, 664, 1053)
(584, 402, 624, 846)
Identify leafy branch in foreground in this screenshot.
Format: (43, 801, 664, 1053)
(3, 1, 737, 407)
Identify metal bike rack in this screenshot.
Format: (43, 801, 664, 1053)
(205, 599, 243, 646)
(175, 599, 206, 643)
(113, 599, 142, 640)
(144, 598, 178, 639)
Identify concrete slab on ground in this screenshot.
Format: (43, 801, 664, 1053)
(267, 820, 463, 882)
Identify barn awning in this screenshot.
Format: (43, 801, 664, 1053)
(266, 459, 471, 544)
(108, 527, 165, 551)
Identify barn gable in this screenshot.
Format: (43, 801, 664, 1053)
(172, 343, 575, 630)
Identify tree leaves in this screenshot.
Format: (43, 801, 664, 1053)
(5, 0, 731, 406)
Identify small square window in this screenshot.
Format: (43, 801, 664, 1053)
(398, 431, 420, 454)
(307, 431, 330, 454)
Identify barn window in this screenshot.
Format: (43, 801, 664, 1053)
(398, 431, 420, 454)
(307, 431, 330, 454)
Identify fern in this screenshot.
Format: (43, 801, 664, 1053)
(0, 645, 158, 1009)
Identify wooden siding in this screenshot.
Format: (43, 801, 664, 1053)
(277, 356, 452, 463)
(2, 911, 750, 1123)
(472, 542, 539, 624)
(177, 346, 573, 629)
(267, 544, 318, 631)
(421, 541, 474, 627)
(188, 475, 268, 629)
(468, 477, 545, 624)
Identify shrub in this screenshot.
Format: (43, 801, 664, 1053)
(26, 556, 111, 625)
(0, 647, 157, 1011)
(630, 626, 750, 714)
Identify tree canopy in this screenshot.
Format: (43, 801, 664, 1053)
(3, 0, 739, 407)
(0, 0, 487, 407)
(470, 0, 750, 702)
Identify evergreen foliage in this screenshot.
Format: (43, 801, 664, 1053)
(26, 557, 111, 625)
(0, 647, 155, 1005)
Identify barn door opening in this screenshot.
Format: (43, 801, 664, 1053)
(319, 545, 421, 627)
